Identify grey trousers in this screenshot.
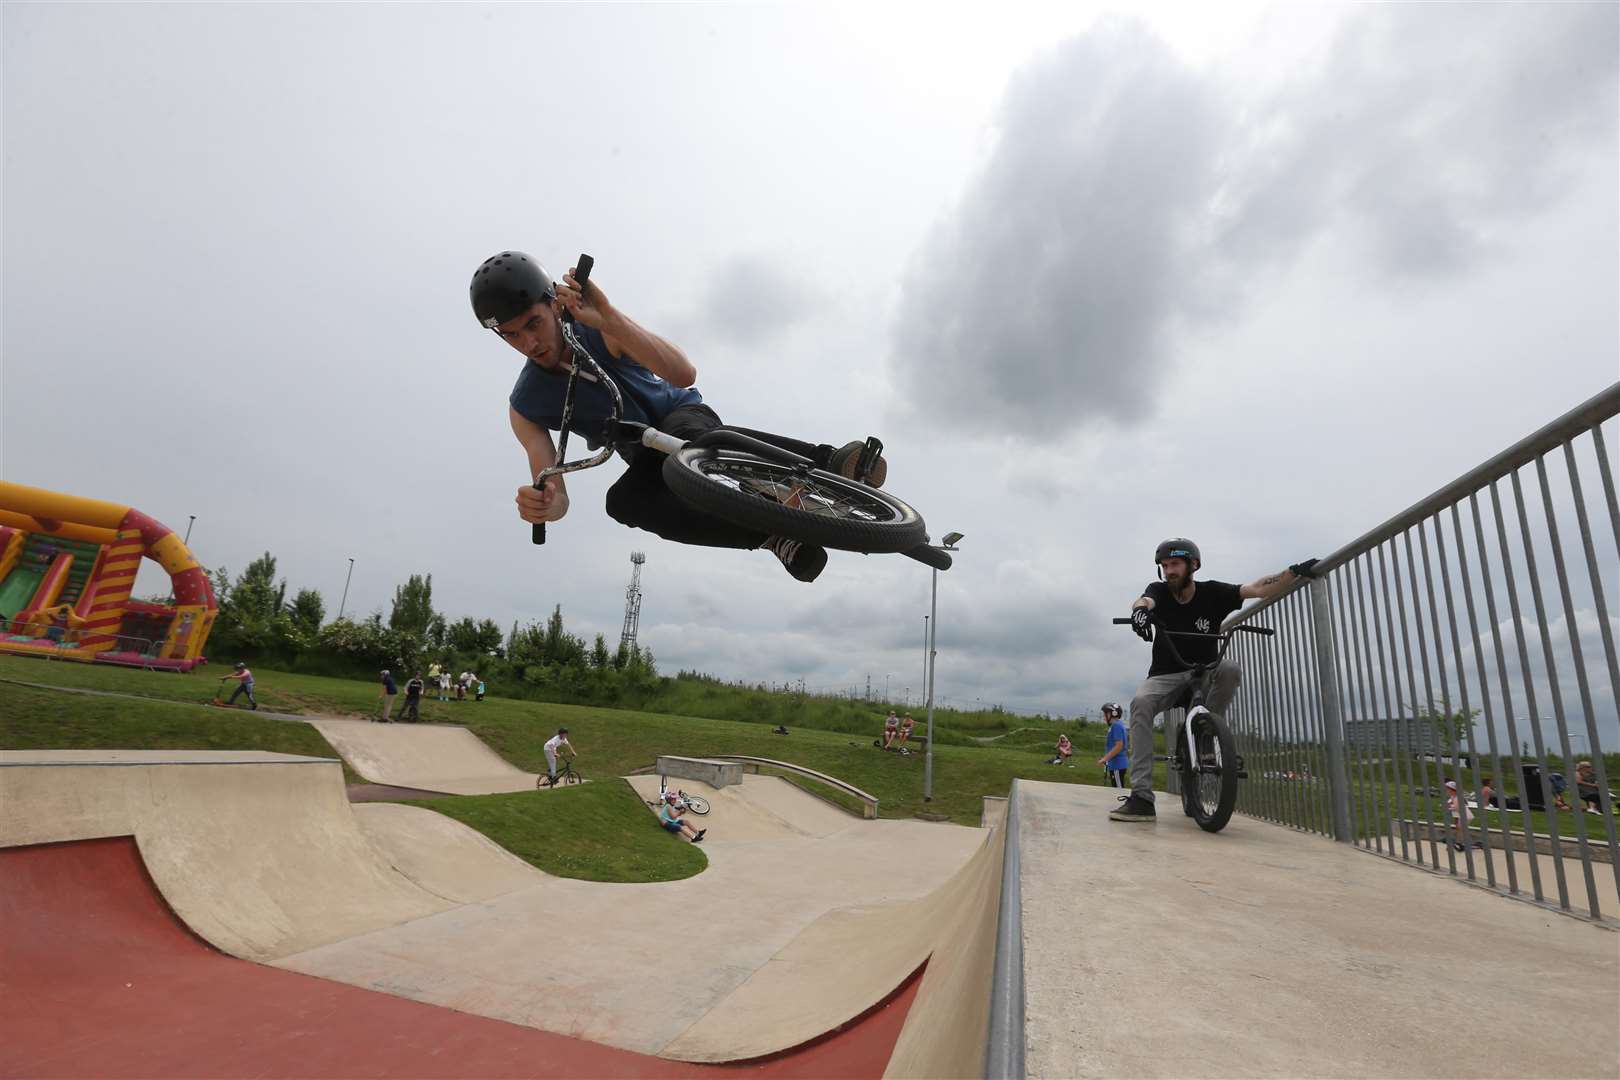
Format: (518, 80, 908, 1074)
(1128, 660, 1242, 801)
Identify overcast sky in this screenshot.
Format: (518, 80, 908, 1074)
(3, 3, 1616, 742)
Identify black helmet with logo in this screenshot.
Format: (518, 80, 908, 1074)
(471, 251, 555, 329)
(1154, 538, 1201, 573)
(1101, 702, 1123, 719)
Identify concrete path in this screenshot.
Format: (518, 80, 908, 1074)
(309, 717, 540, 795)
(1014, 780, 1620, 1079)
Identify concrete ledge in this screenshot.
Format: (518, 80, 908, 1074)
(709, 755, 879, 819)
(1395, 818, 1615, 864)
(656, 755, 743, 789)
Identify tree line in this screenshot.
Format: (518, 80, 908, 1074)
(205, 552, 659, 701)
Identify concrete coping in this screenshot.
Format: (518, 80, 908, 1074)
(656, 755, 744, 789)
(708, 755, 879, 819)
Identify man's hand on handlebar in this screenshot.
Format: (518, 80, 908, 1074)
(555, 265, 613, 330)
(1130, 607, 1154, 642)
(1289, 558, 1321, 579)
(516, 476, 569, 524)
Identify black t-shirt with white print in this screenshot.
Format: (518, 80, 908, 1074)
(1142, 579, 1245, 676)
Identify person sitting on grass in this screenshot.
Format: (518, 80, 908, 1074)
(1575, 762, 1605, 813)
(1049, 733, 1073, 766)
(882, 710, 899, 750)
(218, 662, 257, 710)
(543, 727, 576, 786)
(1549, 771, 1573, 812)
(896, 712, 916, 750)
(658, 791, 706, 843)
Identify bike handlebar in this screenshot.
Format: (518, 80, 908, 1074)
(533, 254, 595, 546)
(1111, 618, 1275, 669)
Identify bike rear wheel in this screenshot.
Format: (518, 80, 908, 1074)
(661, 449, 927, 554)
(1180, 711, 1239, 833)
(683, 794, 709, 815)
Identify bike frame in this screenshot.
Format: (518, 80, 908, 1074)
(532, 300, 949, 569)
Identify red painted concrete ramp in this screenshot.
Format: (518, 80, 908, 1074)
(0, 836, 923, 1079)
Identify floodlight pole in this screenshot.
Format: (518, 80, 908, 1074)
(337, 558, 355, 621)
(923, 532, 963, 802)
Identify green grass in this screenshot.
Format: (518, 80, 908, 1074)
(0, 656, 1163, 887)
(0, 680, 361, 781)
(405, 781, 705, 882)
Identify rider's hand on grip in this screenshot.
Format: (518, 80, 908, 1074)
(1288, 558, 1321, 579)
(1130, 607, 1154, 642)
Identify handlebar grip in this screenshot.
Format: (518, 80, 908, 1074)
(1112, 617, 1132, 624)
(574, 253, 593, 287)
(532, 521, 546, 545)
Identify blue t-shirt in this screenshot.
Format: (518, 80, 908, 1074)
(508, 323, 703, 451)
(1105, 720, 1128, 770)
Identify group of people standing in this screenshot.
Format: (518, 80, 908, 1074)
(374, 664, 487, 722)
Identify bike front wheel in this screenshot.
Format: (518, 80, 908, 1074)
(683, 794, 709, 815)
(1181, 712, 1239, 833)
(662, 449, 927, 554)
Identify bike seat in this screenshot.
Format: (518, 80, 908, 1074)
(1167, 684, 1197, 712)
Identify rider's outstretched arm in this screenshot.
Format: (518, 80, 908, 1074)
(557, 269, 698, 388)
(511, 408, 569, 523)
(1238, 560, 1318, 601)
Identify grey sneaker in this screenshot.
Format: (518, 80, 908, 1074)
(763, 535, 827, 583)
(1109, 793, 1157, 822)
(829, 439, 887, 488)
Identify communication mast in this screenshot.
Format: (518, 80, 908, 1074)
(620, 551, 646, 654)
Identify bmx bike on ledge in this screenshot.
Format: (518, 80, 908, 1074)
(526, 255, 952, 572)
(1111, 619, 1274, 832)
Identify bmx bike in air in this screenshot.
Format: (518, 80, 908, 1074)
(526, 256, 952, 572)
(1112, 620, 1274, 833)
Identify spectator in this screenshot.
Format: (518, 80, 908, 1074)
(1575, 762, 1604, 814)
(1445, 780, 1481, 850)
(375, 669, 398, 722)
(1479, 776, 1519, 811)
(657, 791, 706, 842)
(1548, 771, 1573, 812)
(543, 727, 575, 786)
(427, 660, 442, 694)
(439, 670, 452, 702)
(398, 672, 425, 723)
(896, 712, 916, 750)
(882, 710, 899, 750)
(218, 662, 258, 710)
(1049, 733, 1073, 766)
(1097, 703, 1128, 788)
(475, 677, 486, 702)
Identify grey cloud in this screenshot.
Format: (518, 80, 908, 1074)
(890, 5, 1618, 435)
(1220, 3, 1619, 280)
(698, 254, 820, 347)
(890, 19, 1217, 432)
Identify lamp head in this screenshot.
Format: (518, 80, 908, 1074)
(942, 531, 965, 548)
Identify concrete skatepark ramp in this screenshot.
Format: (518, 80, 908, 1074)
(4, 752, 1614, 1077)
(309, 717, 541, 795)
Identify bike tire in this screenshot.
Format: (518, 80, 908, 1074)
(1183, 712, 1239, 833)
(661, 448, 927, 554)
(683, 794, 709, 815)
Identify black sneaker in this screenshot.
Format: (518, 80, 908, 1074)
(828, 439, 887, 488)
(692, 830, 706, 843)
(763, 535, 827, 582)
(1109, 794, 1157, 822)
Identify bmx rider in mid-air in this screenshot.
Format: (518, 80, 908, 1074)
(1110, 538, 1318, 823)
(472, 251, 887, 583)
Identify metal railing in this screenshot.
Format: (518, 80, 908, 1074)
(1222, 383, 1620, 922)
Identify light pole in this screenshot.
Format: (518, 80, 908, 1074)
(183, 515, 196, 545)
(337, 558, 355, 621)
(923, 531, 963, 802)
(922, 616, 929, 692)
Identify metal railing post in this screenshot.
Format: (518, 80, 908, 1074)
(1308, 577, 1354, 843)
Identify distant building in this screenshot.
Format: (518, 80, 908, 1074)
(1344, 716, 1441, 755)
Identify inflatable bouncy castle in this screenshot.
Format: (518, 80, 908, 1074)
(0, 481, 216, 671)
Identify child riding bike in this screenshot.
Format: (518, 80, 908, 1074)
(471, 251, 887, 583)
(1111, 538, 1318, 823)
